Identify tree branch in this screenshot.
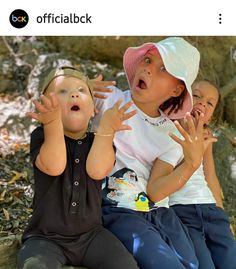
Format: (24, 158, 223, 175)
(221, 76, 236, 99)
(1, 36, 33, 69)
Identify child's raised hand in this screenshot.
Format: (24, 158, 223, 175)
(185, 111, 218, 150)
(97, 99, 136, 135)
(169, 113, 206, 170)
(26, 93, 62, 125)
(91, 74, 116, 99)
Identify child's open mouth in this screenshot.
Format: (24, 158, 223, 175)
(137, 79, 147, 90)
(71, 105, 80, 111)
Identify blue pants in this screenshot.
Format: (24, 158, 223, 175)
(172, 204, 236, 269)
(103, 206, 198, 269)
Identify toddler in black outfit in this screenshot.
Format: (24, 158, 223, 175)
(17, 66, 138, 269)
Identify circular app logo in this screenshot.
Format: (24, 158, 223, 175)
(9, 9, 29, 28)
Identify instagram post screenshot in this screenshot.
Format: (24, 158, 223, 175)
(0, 0, 236, 268)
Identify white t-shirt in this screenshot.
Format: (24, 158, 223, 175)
(169, 163, 216, 206)
(92, 86, 183, 211)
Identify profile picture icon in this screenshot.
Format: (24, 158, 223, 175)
(9, 9, 29, 28)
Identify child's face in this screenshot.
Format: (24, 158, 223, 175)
(46, 76, 94, 133)
(131, 49, 184, 109)
(192, 81, 219, 125)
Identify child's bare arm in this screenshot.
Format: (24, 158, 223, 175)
(203, 141, 224, 208)
(147, 113, 216, 202)
(27, 93, 66, 176)
(147, 158, 198, 202)
(86, 99, 136, 180)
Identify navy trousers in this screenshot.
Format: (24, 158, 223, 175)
(103, 206, 198, 269)
(172, 204, 236, 269)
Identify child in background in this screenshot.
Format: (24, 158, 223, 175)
(92, 37, 209, 269)
(17, 66, 139, 269)
(170, 80, 236, 269)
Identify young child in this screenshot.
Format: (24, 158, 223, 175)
(17, 66, 139, 269)
(92, 37, 209, 269)
(169, 80, 236, 269)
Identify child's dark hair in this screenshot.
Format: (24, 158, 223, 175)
(160, 80, 187, 115)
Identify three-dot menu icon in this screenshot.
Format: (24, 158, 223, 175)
(219, 14, 222, 24)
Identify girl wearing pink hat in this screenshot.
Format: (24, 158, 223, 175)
(93, 37, 212, 269)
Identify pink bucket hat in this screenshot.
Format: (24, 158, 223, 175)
(123, 37, 200, 119)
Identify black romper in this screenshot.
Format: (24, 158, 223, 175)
(18, 127, 138, 269)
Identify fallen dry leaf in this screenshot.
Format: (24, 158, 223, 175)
(3, 208, 10, 220)
(8, 171, 27, 185)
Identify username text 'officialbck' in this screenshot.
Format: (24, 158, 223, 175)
(36, 13, 92, 23)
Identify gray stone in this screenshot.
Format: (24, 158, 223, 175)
(0, 235, 86, 269)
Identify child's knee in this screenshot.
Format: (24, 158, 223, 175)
(19, 256, 47, 269)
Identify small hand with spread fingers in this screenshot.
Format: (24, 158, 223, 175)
(181, 111, 218, 151)
(91, 74, 116, 99)
(169, 112, 217, 170)
(26, 93, 62, 125)
(96, 99, 137, 136)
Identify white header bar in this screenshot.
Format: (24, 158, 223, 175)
(1, 0, 235, 35)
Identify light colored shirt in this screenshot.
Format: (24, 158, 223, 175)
(93, 86, 183, 211)
(169, 163, 216, 206)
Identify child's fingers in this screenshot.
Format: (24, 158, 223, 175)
(113, 99, 123, 110)
(26, 112, 40, 121)
(118, 124, 132, 131)
(185, 113, 196, 137)
(190, 111, 198, 128)
(93, 74, 103, 82)
(93, 85, 114, 92)
(92, 74, 115, 85)
(194, 111, 200, 123)
(122, 110, 137, 121)
(118, 101, 134, 114)
(94, 93, 108, 99)
(33, 100, 48, 113)
(203, 128, 212, 140)
(49, 93, 59, 108)
(169, 132, 184, 146)
(92, 75, 115, 89)
(40, 95, 52, 110)
(204, 136, 218, 149)
(196, 113, 204, 135)
(173, 121, 189, 142)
